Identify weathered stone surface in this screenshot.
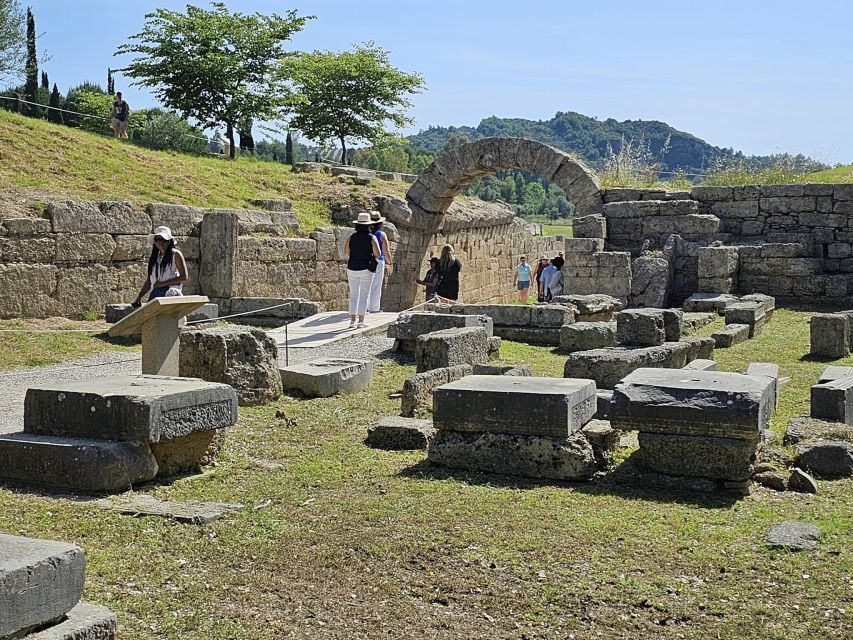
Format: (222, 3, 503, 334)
(2, 217, 51, 236)
(595, 390, 612, 419)
(185, 303, 219, 323)
(811, 376, 853, 425)
(433, 375, 596, 437)
(427, 430, 598, 480)
(712, 323, 750, 348)
(388, 312, 493, 345)
(784, 416, 853, 445)
(487, 336, 501, 357)
(796, 441, 853, 478)
(180, 326, 282, 406)
(754, 470, 787, 491)
(682, 293, 737, 314)
(0, 433, 158, 492)
(400, 364, 472, 417)
(635, 432, 757, 480)
(818, 365, 853, 384)
(415, 327, 489, 373)
(683, 336, 716, 362)
(366, 416, 436, 450)
(564, 342, 694, 390)
(630, 256, 670, 308)
(810, 314, 849, 359)
(661, 309, 684, 342)
(199, 210, 238, 298)
(150, 429, 223, 476)
(24, 375, 238, 443)
(572, 214, 606, 238)
(280, 358, 373, 398)
(682, 359, 718, 371)
(788, 468, 818, 494)
(724, 302, 766, 337)
(26, 601, 117, 640)
(48, 200, 151, 234)
(0, 534, 86, 640)
(227, 297, 320, 326)
(611, 368, 774, 440)
(95, 494, 243, 524)
(105, 303, 133, 324)
(698, 246, 739, 278)
(682, 312, 717, 332)
(551, 294, 622, 321)
(493, 326, 561, 346)
(581, 419, 620, 468)
(615, 309, 665, 346)
(765, 522, 820, 551)
(559, 321, 616, 353)
(472, 363, 531, 376)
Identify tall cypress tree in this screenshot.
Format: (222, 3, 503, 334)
(285, 130, 294, 164)
(107, 69, 114, 95)
(23, 8, 39, 117)
(47, 83, 62, 123)
(40, 70, 48, 90)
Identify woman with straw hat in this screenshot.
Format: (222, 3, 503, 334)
(131, 226, 187, 307)
(367, 211, 393, 313)
(343, 212, 381, 329)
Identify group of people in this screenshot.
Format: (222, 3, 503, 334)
(514, 253, 565, 304)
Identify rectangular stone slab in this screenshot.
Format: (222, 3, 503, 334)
(280, 358, 373, 397)
(387, 312, 493, 341)
(107, 295, 209, 337)
(811, 377, 853, 425)
(818, 365, 853, 384)
(27, 602, 117, 640)
(433, 375, 596, 437)
(611, 368, 774, 441)
(0, 534, 86, 639)
(636, 432, 758, 481)
(24, 375, 238, 443)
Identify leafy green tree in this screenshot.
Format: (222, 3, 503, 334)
(72, 91, 115, 134)
(63, 81, 106, 127)
(131, 108, 208, 154)
(47, 82, 61, 123)
(22, 7, 37, 116)
(116, 3, 312, 159)
(0, 0, 25, 83)
(284, 43, 424, 165)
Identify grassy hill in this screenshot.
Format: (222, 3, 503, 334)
(0, 110, 408, 230)
(805, 165, 853, 183)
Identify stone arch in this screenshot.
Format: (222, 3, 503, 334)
(406, 137, 604, 217)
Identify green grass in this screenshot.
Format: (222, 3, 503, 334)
(0, 110, 408, 229)
(804, 165, 853, 183)
(0, 306, 851, 639)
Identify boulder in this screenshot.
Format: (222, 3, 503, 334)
(796, 441, 853, 478)
(366, 416, 436, 450)
(185, 303, 219, 323)
(661, 309, 684, 342)
(400, 365, 473, 417)
(415, 327, 489, 373)
(559, 321, 616, 353)
(280, 358, 373, 398)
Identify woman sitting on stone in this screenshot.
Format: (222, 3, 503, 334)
(132, 226, 187, 307)
(343, 212, 381, 328)
(435, 244, 463, 304)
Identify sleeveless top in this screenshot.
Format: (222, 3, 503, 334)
(347, 231, 374, 271)
(149, 250, 183, 292)
(374, 229, 386, 260)
(435, 259, 462, 300)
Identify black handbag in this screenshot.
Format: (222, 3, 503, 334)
(367, 257, 378, 273)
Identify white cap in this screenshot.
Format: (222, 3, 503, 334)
(152, 226, 174, 242)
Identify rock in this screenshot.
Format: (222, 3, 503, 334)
(95, 494, 244, 524)
(784, 416, 853, 445)
(471, 363, 531, 376)
(400, 365, 472, 417)
(27, 602, 117, 640)
(105, 303, 133, 324)
(572, 214, 606, 238)
(810, 313, 849, 359)
(661, 309, 684, 341)
(433, 375, 596, 437)
(630, 256, 670, 308)
(415, 327, 489, 373)
(427, 430, 598, 480)
(682, 311, 717, 332)
(635, 432, 758, 481)
(559, 321, 616, 353)
(487, 336, 501, 357)
(180, 326, 282, 406)
(712, 323, 750, 348)
(0, 534, 87, 639)
(581, 419, 620, 468)
(550, 294, 622, 322)
(796, 441, 853, 478)
(788, 468, 818, 493)
(185, 303, 219, 323)
(280, 358, 373, 398)
(615, 309, 665, 346)
(753, 470, 787, 491)
(765, 521, 820, 551)
(366, 416, 436, 450)
(724, 302, 766, 337)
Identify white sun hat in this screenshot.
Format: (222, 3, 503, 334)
(151, 225, 174, 242)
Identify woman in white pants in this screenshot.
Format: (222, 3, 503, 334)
(367, 212, 393, 313)
(343, 213, 381, 328)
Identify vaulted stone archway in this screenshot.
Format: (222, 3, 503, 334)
(406, 137, 604, 217)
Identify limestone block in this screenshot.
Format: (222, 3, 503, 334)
(26, 601, 117, 640)
(564, 237, 604, 253)
(366, 416, 436, 450)
(400, 364, 473, 417)
(551, 294, 622, 320)
(810, 314, 848, 358)
(199, 210, 238, 298)
(710, 200, 759, 218)
(564, 342, 694, 390)
(105, 303, 133, 323)
(472, 363, 531, 376)
(388, 312, 493, 345)
(24, 375, 238, 444)
(635, 432, 758, 481)
(712, 323, 750, 348)
(682, 359, 718, 371)
(492, 326, 561, 346)
(433, 375, 596, 437)
(185, 303, 218, 323)
(818, 365, 853, 384)
(427, 430, 598, 480)
(559, 321, 617, 353)
(572, 214, 606, 239)
(2, 217, 51, 236)
(611, 368, 775, 441)
(811, 376, 853, 425)
(724, 302, 766, 337)
(759, 196, 816, 214)
(0, 236, 55, 262)
(0, 263, 59, 318)
(55, 233, 116, 262)
(630, 256, 670, 308)
(415, 327, 489, 373)
(698, 246, 739, 278)
(581, 419, 621, 468)
(111, 234, 149, 261)
(800, 211, 846, 228)
(280, 358, 373, 398)
(145, 203, 205, 236)
(682, 292, 737, 314)
(615, 309, 666, 346)
(530, 304, 575, 327)
(48, 200, 151, 234)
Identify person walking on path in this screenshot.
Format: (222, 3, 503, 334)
(417, 257, 440, 302)
(513, 255, 533, 304)
(367, 212, 393, 313)
(435, 244, 463, 304)
(111, 92, 130, 139)
(343, 212, 381, 329)
(547, 256, 565, 299)
(534, 255, 549, 303)
(132, 226, 187, 307)
(540, 258, 558, 303)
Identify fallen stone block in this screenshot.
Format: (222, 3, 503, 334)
(682, 311, 717, 332)
(683, 336, 715, 361)
(784, 416, 853, 445)
(366, 416, 436, 450)
(788, 467, 818, 493)
(611, 368, 774, 441)
(388, 312, 492, 352)
(27, 601, 117, 640)
(818, 365, 853, 384)
(433, 375, 596, 437)
(594, 390, 612, 419)
(810, 314, 849, 359)
(747, 362, 780, 407)
(563, 342, 693, 390)
(810, 376, 853, 425)
(400, 365, 472, 417)
(487, 336, 501, 358)
(0, 534, 86, 640)
(682, 292, 738, 314)
(765, 521, 820, 551)
(581, 419, 620, 468)
(280, 358, 373, 398)
(740, 293, 775, 320)
(559, 321, 616, 353)
(95, 494, 244, 524)
(724, 302, 766, 337)
(104, 303, 133, 324)
(551, 294, 622, 322)
(493, 325, 561, 345)
(180, 326, 282, 406)
(796, 441, 853, 478)
(615, 309, 665, 346)
(712, 323, 750, 348)
(635, 432, 758, 480)
(682, 359, 718, 371)
(427, 430, 598, 480)
(415, 327, 489, 373)
(661, 309, 684, 342)
(472, 363, 531, 376)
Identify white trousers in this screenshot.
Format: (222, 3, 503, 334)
(367, 258, 385, 312)
(347, 268, 375, 317)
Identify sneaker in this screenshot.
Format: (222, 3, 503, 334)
(356, 322, 367, 329)
(348, 321, 357, 329)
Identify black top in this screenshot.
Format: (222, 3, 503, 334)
(114, 100, 129, 121)
(347, 230, 374, 271)
(435, 259, 462, 300)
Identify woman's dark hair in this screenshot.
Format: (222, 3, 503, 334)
(147, 239, 175, 276)
(371, 222, 383, 232)
(553, 256, 565, 270)
(353, 225, 370, 233)
(429, 257, 440, 266)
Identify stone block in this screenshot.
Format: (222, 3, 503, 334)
(698, 246, 739, 278)
(400, 364, 472, 417)
(615, 309, 665, 346)
(105, 303, 134, 324)
(2, 217, 51, 236)
(388, 312, 492, 347)
(818, 366, 853, 384)
(25, 601, 117, 639)
(724, 302, 765, 337)
(571, 214, 606, 238)
(712, 323, 750, 348)
(564, 342, 694, 390)
(530, 304, 576, 328)
(595, 390, 613, 419)
(765, 522, 820, 552)
(228, 297, 320, 322)
(185, 302, 219, 323)
(48, 200, 151, 234)
(810, 314, 849, 359)
(683, 336, 715, 361)
(811, 376, 853, 425)
(682, 292, 737, 313)
(559, 321, 616, 353)
(611, 368, 775, 441)
(630, 256, 670, 308)
(24, 375, 237, 445)
(433, 375, 596, 437)
(199, 210, 238, 298)
(635, 432, 758, 481)
(415, 327, 489, 373)
(280, 358, 373, 398)
(580, 419, 620, 468)
(427, 430, 598, 480)
(472, 363, 531, 376)
(0, 534, 86, 639)
(551, 294, 622, 321)
(661, 309, 683, 341)
(180, 326, 282, 406)
(682, 359, 718, 371)
(796, 441, 853, 478)
(366, 416, 435, 450)
(0, 236, 55, 262)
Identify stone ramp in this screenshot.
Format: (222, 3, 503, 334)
(267, 311, 399, 348)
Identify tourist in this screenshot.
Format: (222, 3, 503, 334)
(343, 212, 381, 329)
(417, 257, 440, 301)
(513, 255, 533, 304)
(131, 226, 187, 307)
(541, 258, 558, 303)
(547, 256, 565, 299)
(535, 256, 549, 303)
(367, 212, 394, 313)
(435, 244, 463, 304)
(111, 92, 130, 139)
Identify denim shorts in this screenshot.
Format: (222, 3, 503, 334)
(148, 286, 170, 301)
(517, 280, 530, 291)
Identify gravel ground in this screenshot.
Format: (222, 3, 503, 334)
(0, 333, 406, 434)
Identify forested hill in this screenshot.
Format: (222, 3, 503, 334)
(407, 111, 737, 175)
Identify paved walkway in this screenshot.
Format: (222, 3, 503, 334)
(266, 311, 399, 348)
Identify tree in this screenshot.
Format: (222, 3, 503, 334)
(0, 0, 25, 84)
(39, 69, 46, 90)
(285, 130, 294, 164)
(107, 68, 114, 95)
(116, 3, 312, 159)
(131, 108, 208, 154)
(22, 7, 37, 116)
(63, 81, 106, 127)
(47, 82, 61, 123)
(284, 43, 424, 166)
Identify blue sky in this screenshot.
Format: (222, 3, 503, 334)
(23, 0, 853, 162)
